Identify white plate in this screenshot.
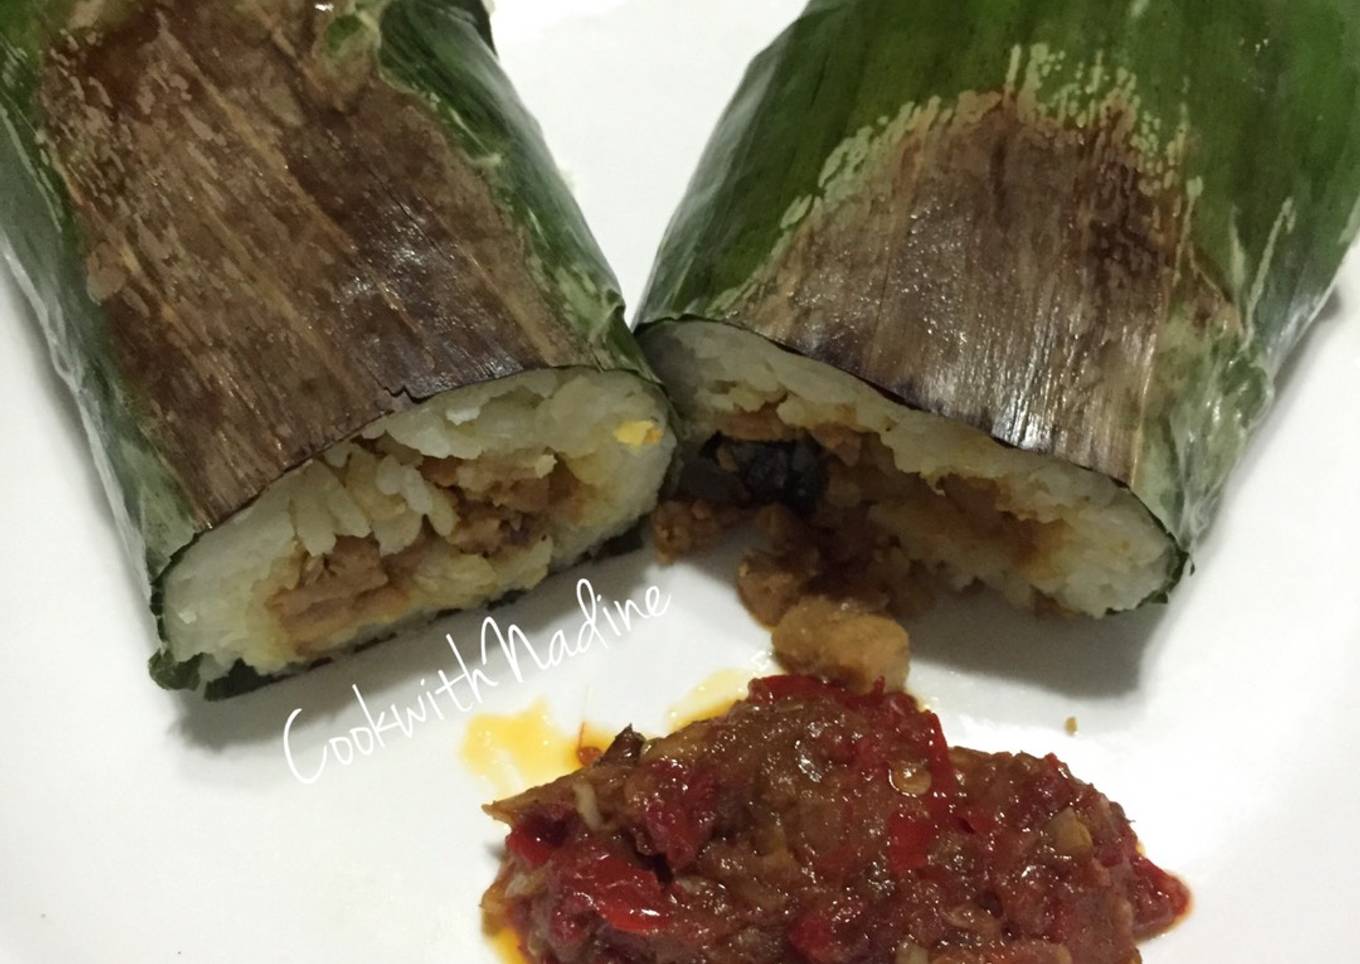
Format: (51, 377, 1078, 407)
(2, 2, 1357, 961)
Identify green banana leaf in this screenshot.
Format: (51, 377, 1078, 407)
(0, 0, 658, 695)
(639, 0, 1360, 600)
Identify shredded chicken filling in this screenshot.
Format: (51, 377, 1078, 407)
(267, 443, 583, 651)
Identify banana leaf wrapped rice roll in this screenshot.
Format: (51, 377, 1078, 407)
(639, 0, 1360, 618)
(0, 0, 675, 697)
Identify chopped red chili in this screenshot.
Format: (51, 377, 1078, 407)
(482, 677, 1189, 963)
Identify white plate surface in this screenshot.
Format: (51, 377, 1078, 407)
(1, 2, 1358, 961)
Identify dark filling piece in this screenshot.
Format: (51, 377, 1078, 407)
(681, 434, 829, 514)
(483, 676, 1189, 964)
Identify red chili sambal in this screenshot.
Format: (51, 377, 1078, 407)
(482, 677, 1188, 963)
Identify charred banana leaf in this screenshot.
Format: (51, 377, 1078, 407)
(0, 0, 673, 696)
(639, 0, 1360, 614)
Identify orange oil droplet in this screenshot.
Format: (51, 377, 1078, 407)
(665, 668, 753, 730)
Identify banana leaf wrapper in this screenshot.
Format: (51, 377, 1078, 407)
(0, 0, 668, 696)
(638, 0, 1360, 609)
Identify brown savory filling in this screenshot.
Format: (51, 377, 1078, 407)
(266, 443, 583, 651)
(483, 676, 1189, 964)
(653, 405, 1073, 648)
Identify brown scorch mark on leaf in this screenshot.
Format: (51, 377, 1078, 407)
(37, 0, 599, 530)
(726, 93, 1234, 491)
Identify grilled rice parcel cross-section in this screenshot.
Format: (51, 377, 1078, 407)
(0, 0, 675, 696)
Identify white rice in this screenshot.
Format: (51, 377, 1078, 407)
(645, 321, 1173, 616)
(161, 368, 675, 683)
